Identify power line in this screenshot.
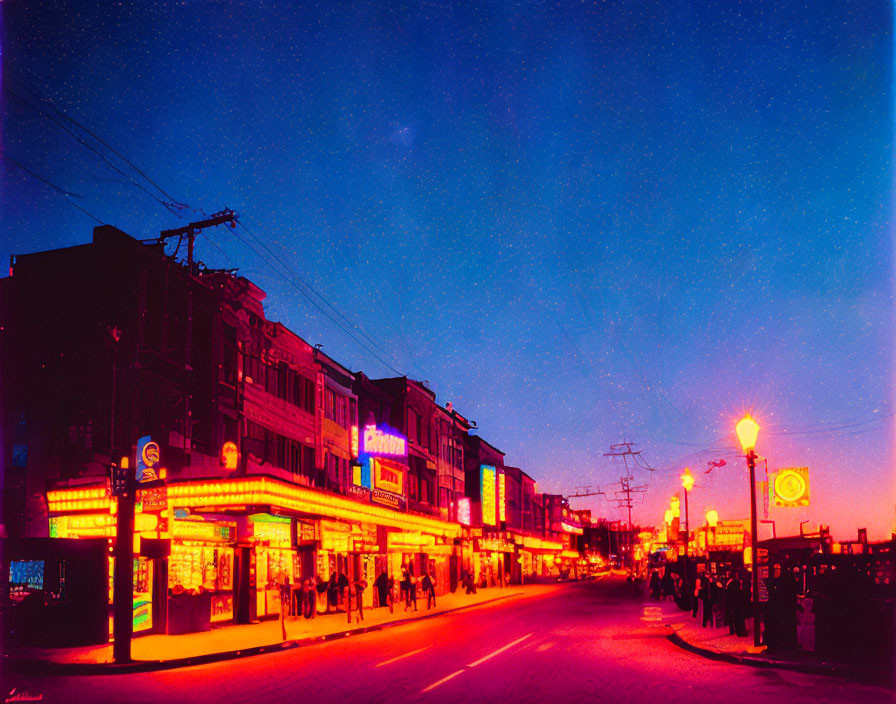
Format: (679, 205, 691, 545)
(2, 152, 105, 224)
(224, 221, 405, 377)
(12, 79, 189, 211)
(7, 87, 183, 216)
(235, 219, 399, 366)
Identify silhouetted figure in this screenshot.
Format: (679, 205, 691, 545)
(692, 575, 702, 618)
(700, 575, 713, 627)
(326, 573, 338, 613)
(375, 571, 390, 609)
(422, 571, 436, 609)
(649, 571, 661, 600)
(661, 570, 675, 601)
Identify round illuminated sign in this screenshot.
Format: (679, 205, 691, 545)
(141, 441, 160, 467)
(220, 441, 240, 471)
(774, 469, 807, 504)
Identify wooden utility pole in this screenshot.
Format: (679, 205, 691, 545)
(157, 209, 238, 465)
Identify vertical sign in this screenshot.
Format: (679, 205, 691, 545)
(498, 470, 506, 523)
(481, 465, 497, 526)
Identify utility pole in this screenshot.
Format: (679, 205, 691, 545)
(155, 209, 238, 467)
(112, 455, 135, 663)
(603, 444, 651, 573)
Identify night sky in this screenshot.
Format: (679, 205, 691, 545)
(1, 1, 893, 539)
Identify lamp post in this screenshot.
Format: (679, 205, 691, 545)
(681, 468, 694, 574)
(705, 509, 718, 554)
(736, 414, 762, 649)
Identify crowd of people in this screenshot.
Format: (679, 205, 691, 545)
(278, 563, 441, 628)
(648, 566, 751, 638)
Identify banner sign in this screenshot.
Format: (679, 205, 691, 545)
(481, 465, 497, 526)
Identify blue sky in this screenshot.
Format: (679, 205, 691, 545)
(1, 0, 893, 538)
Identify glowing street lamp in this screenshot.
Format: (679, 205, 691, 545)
(705, 508, 718, 552)
(680, 468, 693, 570)
(736, 414, 762, 649)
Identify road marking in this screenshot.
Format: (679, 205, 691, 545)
(375, 646, 430, 667)
(421, 669, 466, 692)
(641, 606, 663, 622)
(467, 633, 533, 668)
(535, 641, 554, 652)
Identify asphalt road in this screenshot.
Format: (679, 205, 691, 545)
(4, 577, 892, 703)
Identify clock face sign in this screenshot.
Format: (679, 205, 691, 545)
(774, 468, 809, 506)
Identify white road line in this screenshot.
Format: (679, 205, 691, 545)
(535, 641, 554, 652)
(375, 646, 430, 668)
(421, 669, 466, 692)
(466, 633, 533, 668)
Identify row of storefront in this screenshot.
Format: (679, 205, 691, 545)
(2, 473, 587, 646)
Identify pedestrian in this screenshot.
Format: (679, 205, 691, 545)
(661, 569, 674, 601)
(692, 575, 701, 619)
(315, 575, 327, 615)
(700, 574, 713, 628)
(649, 570, 660, 600)
(422, 571, 436, 609)
(326, 573, 338, 614)
(400, 564, 410, 608)
(733, 573, 748, 637)
(725, 573, 739, 634)
(407, 565, 418, 611)
(338, 572, 350, 611)
(374, 570, 390, 610)
(351, 577, 367, 623)
(279, 577, 291, 640)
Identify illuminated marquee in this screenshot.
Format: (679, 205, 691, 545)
(481, 465, 497, 526)
(362, 424, 407, 457)
(373, 458, 404, 496)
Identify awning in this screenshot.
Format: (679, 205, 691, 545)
(167, 476, 461, 538)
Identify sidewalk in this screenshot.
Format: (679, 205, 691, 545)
(658, 601, 894, 688)
(6, 584, 560, 675)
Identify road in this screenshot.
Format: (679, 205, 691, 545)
(3, 577, 892, 703)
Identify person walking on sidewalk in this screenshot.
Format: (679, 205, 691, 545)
(400, 564, 411, 608)
(661, 569, 675, 601)
(375, 570, 390, 610)
(326, 573, 338, 614)
(407, 565, 418, 611)
(422, 571, 436, 610)
(700, 575, 713, 628)
(692, 575, 702, 619)
(649, 570, 660, 600)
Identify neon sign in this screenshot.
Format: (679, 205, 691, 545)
(373, 458, 404, 496)
(136, 435, 160, 482)
(481, 465, 497, 526)
(498, 471, 506, 522)
(350, 426, 359, 458)
(362, 424, 407, 457)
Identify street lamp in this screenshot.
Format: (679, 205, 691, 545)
(705, 509, 718, 553)
(736, 414, 762, 649)
(680, 468, 693, 579)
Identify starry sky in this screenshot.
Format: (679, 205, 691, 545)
(1, 0, 893, 539)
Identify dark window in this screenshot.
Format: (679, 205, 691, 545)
(222, 323, 237, 385)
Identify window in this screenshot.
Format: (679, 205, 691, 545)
(408, 472, 418, 501)
(325, 389, 335, 421)
(222, 324, 237, 386)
